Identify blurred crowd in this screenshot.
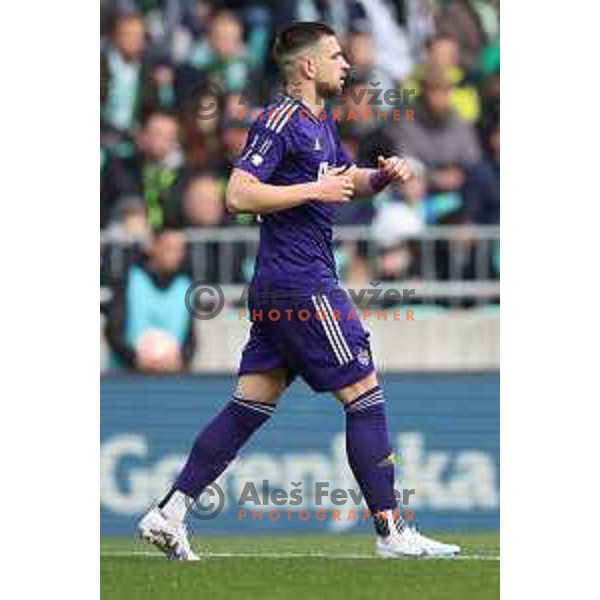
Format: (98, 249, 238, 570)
(101, 0, 500, 371)
(101, 0, 499, 233)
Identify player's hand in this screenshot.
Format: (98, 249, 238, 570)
(317, 167, 355, 202)
(377, 156, 412, 184)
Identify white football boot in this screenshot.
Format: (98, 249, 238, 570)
(375, 511, 424, 558)
(138, 508, 200, 561)
(408, 526, 461, 557)
(375, 511, 461, 558)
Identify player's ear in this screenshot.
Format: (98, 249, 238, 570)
(303, 54, 318, 80)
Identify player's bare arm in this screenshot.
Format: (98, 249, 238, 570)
(226, 167, 354, 214)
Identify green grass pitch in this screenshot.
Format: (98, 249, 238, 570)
(101, 531, 499, 599)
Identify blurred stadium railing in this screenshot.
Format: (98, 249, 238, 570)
(101, 225, 500, 305)
(100, 226, 499, 373)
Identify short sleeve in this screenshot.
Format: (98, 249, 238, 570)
(234, 121, 286, 182)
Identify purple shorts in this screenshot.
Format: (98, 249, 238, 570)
(238, 287, 375, 392)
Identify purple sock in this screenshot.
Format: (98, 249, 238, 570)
(163, 396, 274, 500)
(345, 386, 397, 514)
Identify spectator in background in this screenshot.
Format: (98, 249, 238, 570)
(345, 31, 395, 100)
(204, 1, 273, 74)
(183, 10, 251, 94)
(374, 156, 462, 234)
(372, 157, 426, 283)
(171, 0, 216, 64)
(179, 83, 225, 168)
(101, 11, 159, 145)
(293, 0, 357, 39)
(176, 171, 248, 282)
(105, 229, 196, 372)
(464, 120, 499, 225)
(100, 197, 152, 287)
(220, 91, 253, 177)
(404, 0, 436, 63)
(403, 33, 481, 123)
(180, 172, 226, 227)
(133, 0, 188, 59)
(102, 110, 184, 229)
(224, 90, 250, 124)
(101, 147, 117, 227)
(339, 78, 401, 167)
(400, 67, 481, 195)
(434, 0, 491, 71)
(354, 0, 414, 84)
(372, 155, 471, 284)
(148, 56, 178, 112)
(99, 4, 500, 301)
(105, 197, 152, 243)
(457, 119, 500, 282)
(478, 65, 499, 146)
(372, 225, 420, 283)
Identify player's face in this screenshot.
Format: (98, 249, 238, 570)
(316, 36, 350, 97)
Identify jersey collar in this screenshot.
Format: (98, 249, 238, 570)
(279, 92, 323, 125)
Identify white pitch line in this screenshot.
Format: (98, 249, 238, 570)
(101, 550, 499, 561)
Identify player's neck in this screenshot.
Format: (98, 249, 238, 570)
(284, 82, 323, 117)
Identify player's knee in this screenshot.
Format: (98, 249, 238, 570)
(335, 372, 380, 406)
(234, 370, 288, 405)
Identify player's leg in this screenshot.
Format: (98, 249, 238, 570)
(139, 369, 288, 560)
(159, 369, 287, 516)
(335, 372, 460, 557)
(139, 318, 293, 559)
(334, 372, 419, 556)
(335, 372, 399, 523)
(274, 289, 459, 557)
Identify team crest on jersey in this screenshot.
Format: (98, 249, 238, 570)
(356, 348, 371, 366)
(251, 154, 264, 166)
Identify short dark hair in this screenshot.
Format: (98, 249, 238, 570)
(273, 22, 336, 75)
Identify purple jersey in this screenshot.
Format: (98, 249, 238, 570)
(234, 95, 353, 297)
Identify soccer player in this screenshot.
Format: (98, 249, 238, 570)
(139, 22, 460, 560)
